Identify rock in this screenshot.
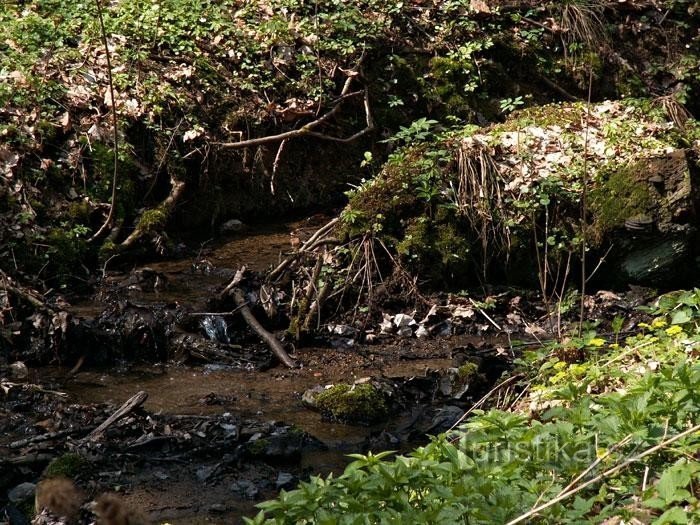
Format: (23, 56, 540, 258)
(618, 232, 694, 287)
(393, 313, 416, 329)
(275, 472, 296, 490)
(244, 426, 323, 460)
(208, 503, 227, 514)
(416, 325, 430, 339)
(196, 464, 218, 482)
(426, 405, 465, 433)
(230, 479, 258, 499)
(219, 219, 246, 234)
(301, 385, 326, 408)
(8, 481, 36, 503)
(330, 337, 355, 349)
(9, 361, 28, 379)
(311, 383, 389, 425)
(328, 324, 356, 337)
(396, 326, 413, 338)
(378, 314, 394, 335)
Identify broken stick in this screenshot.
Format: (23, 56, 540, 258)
(232, 288, 296, 368)
(83, 391, 148, 442)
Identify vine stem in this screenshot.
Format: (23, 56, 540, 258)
(90, 0, 119, 242)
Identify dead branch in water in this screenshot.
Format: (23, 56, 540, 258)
(232, 288, 296, 368)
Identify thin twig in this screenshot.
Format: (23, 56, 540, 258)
(90, 0, 119, 242)
(578, 63, 594, 335)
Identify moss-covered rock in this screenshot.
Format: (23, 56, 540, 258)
(313, 383, 388, 425)
(341, 99, 699, 288)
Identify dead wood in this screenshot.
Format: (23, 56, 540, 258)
(217, 60, 374, 151)
(83, 390, 148, 442)
(10, 428, 87, 449)
(232, 288, 296, 368)
(268, 217, 339, 282)
(120, 175, 186, 248)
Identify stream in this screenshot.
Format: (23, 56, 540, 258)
(2, 218, 506, 524)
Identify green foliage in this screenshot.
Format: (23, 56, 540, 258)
(248, 293, 700, 523)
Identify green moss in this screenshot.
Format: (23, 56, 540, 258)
(314, 383, 388, 425)
(36, 119, 58, 142)
(136, 207, 167, 232)
(246, 437, 270, 456)
(46, 227, 89, 281)
(67, 200, 91, 223)
(457, 361, 479, 380)
(590, 162, 655, 241)
(43, 453, 89, 479)
(98, 239, 119, 260)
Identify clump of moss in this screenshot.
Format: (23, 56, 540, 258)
(43, 453, 89, 479)
(314, 383, 388, 425)
(67, 200, 91, 223)
(136, 207, 167, 232)
(590, 162, 655, 241)
(457, 361, 479, 380)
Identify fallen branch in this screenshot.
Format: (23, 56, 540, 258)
(1, 271, 53, 312)
(217, 63, 374, 150)
(120, 175, 186, 248)
(232, 288, 296, 368)
(469, 298, 502, 331)
(10, 428, 88, 449)
(83, 391, 148, 442)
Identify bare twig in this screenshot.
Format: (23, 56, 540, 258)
(90, 0, 119, 242)
(217, 63, 374, 150)
(579, 63, 594, 335)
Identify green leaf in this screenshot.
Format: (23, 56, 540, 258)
(653, 507, 689, 524)
(671, 309, 692, 325)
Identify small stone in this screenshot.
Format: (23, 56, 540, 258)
(196, 465, 217, 482)
(393, 313, 416, 328)
(8, 482, 36, 503)
(219, 219, 246, 233)
(275, 472, 296, 490)
(230, 480, 258, 499)
(415, 325, 429, 339)
(9, 361, 28, 379)
(396, 326, 413, 338)
(208, 503, 226, 514)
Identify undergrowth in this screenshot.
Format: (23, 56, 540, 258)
(246, 291, 700, 524)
